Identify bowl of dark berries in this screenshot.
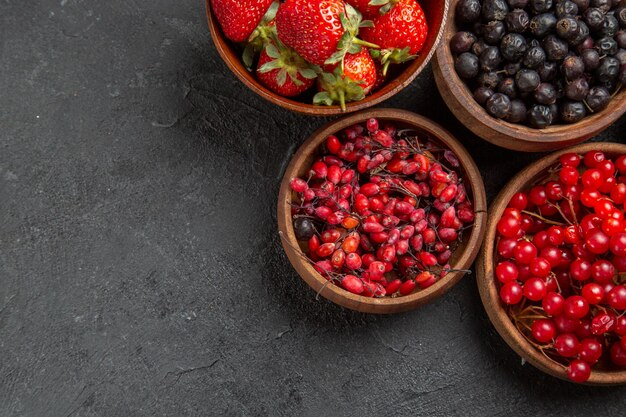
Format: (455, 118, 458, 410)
(433, 0, 626, 152)
(478, 142, 626, 384)
(206, 0, 449, 115)
(277, 109, 487, 313)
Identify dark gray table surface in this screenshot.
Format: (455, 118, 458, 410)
(2, 1, 626, 416)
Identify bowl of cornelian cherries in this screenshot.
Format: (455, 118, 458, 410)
(478, 142, 626, 385)
(278, 109, 487, 313)
(206, 0, 449, 115)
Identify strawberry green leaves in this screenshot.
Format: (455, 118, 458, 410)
(242, 1, 280, 70)
(324, 4, 378, 69)
(314, 68, 366, 111)
(370, 47, 416, 76)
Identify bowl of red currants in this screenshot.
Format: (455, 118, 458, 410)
(478, 142, 626, 384)
(205, 0, 449, 115)
(433, 0, 626, 152)
(278, 109, 487, 313)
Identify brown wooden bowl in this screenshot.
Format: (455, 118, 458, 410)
(277, 109, 487, 313)
(206, 0, 450, 116)
(477, 142, 626, 385)
(432, 0, 626, 152)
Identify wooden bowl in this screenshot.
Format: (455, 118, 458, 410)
(477, 142, 626, 385)
(432, 0, 626, 152)
(206, 0, 450, 116)
(277, 109, 487, 313)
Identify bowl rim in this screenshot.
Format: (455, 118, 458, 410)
(432, 0, 626, 152)
(206, 0, 451, 116)
(277, 108, 488, 313)
(477, 141, 626, 385)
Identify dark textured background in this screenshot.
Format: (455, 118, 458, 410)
(1, 1, 626, 416)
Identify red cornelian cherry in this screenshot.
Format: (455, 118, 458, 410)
(530, 257, 551, 277)
(610, 233, 626, 257)
(559, 166, 580, 185)
(523, 278, 547, 301)
(514, 241, 537, 264)
(616, 155, 626, 173)
(563, 296, 589, 319)
(581, 283, 604, 305)
(531, 319, 556, 343)
(584, 150, 605, 168)
(569, 258, 592, 281)
(542, 292, 565, 316)
(584, 229, 610, 254)
(555, 333, 580, 358)
(560, 152, 581, 167)
(579, 339, 603, 364)
(567, 360, 591, 383)
(496, 261, 518, 283)
(592, 311, 616, 335)
(610, 343, 626, 367)
(581, 169, 604, 189)
(607, 285, 626, 310)
(500, 281, 523, 305)
(508, 192, 528, 210)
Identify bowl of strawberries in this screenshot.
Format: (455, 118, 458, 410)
(206, 0, 449, 115)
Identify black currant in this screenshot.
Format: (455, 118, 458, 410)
(528, 104, 554, 128)
(523, 45, 547, 68)
(561, 55, 585, 80)
(474, 87, 495, 105)
(556, 0, 579, 18)
(565, 77, 590, 100)
(456, 0, 482, 23)
(538, 61, 559, 81)
(480, 46, 503, 71)
(506, 9, 530, 33)
(293, 217, 315, 240)
(482, 20, 508, 44)
(543, 35, 569, 61)
(585, 86, 611, 111)
(560, 100, 587, 123)
(450, 31, 478, 54)
(580, 48, 600, 70)
(595, 56, 620, 83)
(507, 99, 528, 122)
(455, 52, 480, 79)
(482, 0, 510, 21)
(501, 33, 528, 61)
(534, 82, 557, 104)
(486, 93, 512, 118)
(498, 77, 518, 98)
(515, 68, 541, 91)
(530, 13, 558, 38)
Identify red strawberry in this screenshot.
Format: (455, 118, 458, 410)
(344, 0, 383, 18)
(371, 61, 387, 92)
(360, 0, 428, 74)
(275, 0, 378, 66)
(315, 48, 377, 110)
(257, 42, 317, 97)
(342, 49, 377, 94)
(210, 0, 275, 43)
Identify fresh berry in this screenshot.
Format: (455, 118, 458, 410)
(360, 0, 429, 75)
(257, 41, 317, 96)
(210, 0, 275, 42)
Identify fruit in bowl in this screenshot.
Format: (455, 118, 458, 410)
(209, 0, 429, 110)
(493, 149, 626, 383)
(286, 116, 477, 298)
(449, 0, 626, 128)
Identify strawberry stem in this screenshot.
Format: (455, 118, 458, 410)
(353, 38, 379, 49)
